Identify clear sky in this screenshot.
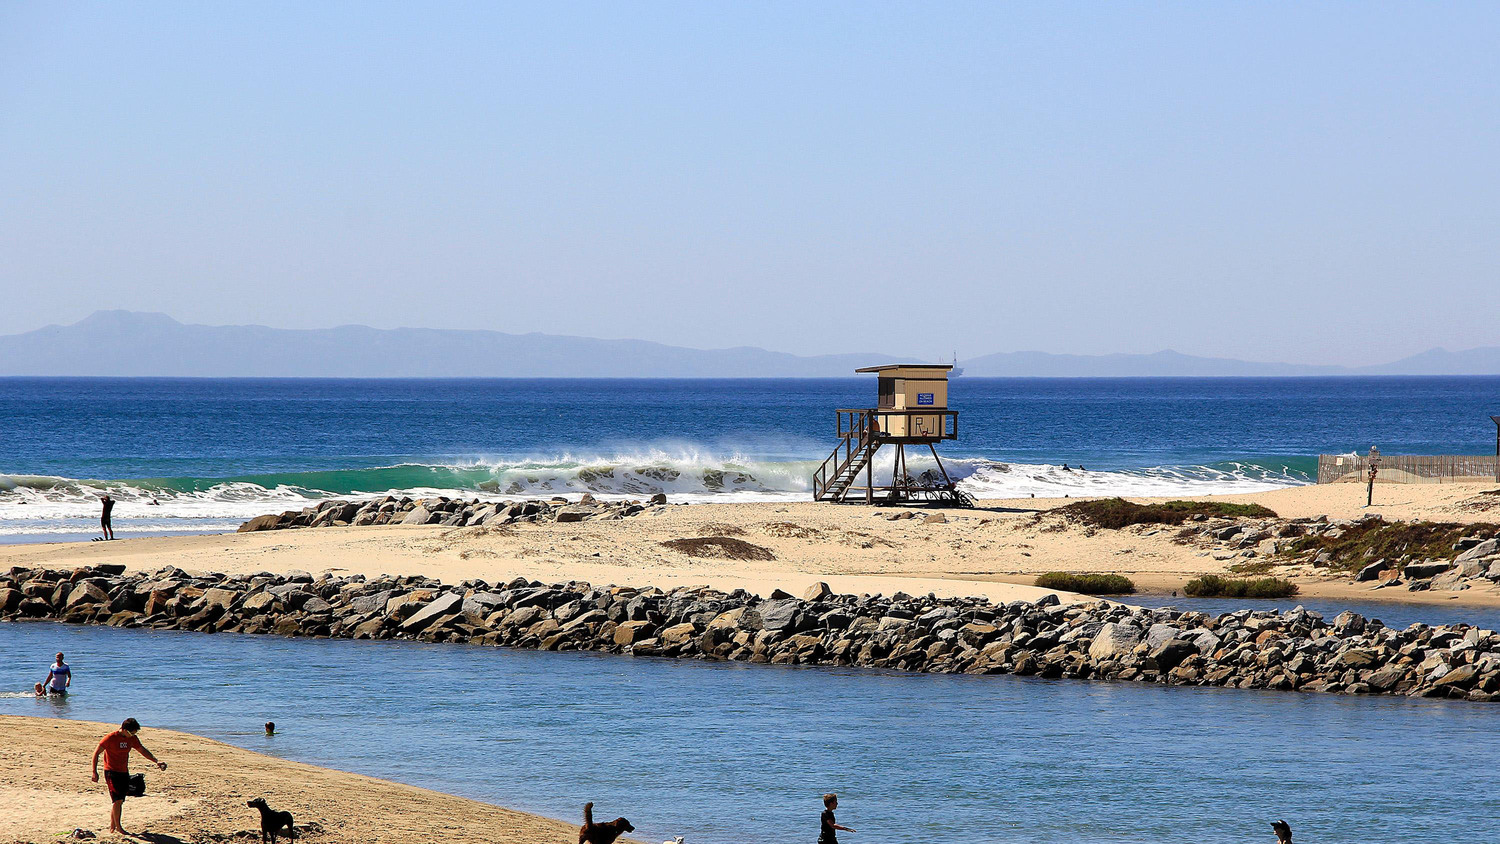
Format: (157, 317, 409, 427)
(2, 2, 1497, 365)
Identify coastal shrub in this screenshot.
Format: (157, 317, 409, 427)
(1056, 498, 1277, 530)
(1183, 575, 1299, 599)
(1034, 572, 1136, 595)
(1285, 518, 1500, 573)
(660, 536, 776, 561)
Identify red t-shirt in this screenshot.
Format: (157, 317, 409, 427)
(97, 730, 144, 772)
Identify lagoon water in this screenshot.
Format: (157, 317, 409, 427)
(4, 620, 1499, 844)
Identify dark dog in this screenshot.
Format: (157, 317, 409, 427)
(247, 798, 295, 844)
(579, 801, 634, 844)
(1271, 820, 1292, 844)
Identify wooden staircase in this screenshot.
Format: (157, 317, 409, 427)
(812, 427, 879, 502)
(812, 408, 971, 505)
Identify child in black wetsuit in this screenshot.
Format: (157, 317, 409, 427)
(819, 794, 854, 844)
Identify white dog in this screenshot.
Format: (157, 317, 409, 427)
(662, 837, 684, 844)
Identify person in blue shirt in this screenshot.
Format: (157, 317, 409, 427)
(43, 652, 71, 695)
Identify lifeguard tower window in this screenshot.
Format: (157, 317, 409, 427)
(877, 378, 896, 409)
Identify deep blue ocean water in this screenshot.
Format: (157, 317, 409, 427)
(4, 620, 1500, 844)
(2, 376, 1498, 536)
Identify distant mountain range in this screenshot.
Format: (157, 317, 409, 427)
(4, 311, 1500, 377)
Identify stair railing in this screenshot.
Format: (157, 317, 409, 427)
(812, 409, 874, 499)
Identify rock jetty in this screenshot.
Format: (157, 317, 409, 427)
(237, 493, 668, 532)
(5, 565, 1500, 703)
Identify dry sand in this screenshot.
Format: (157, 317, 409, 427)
(0, 715, 604, 844)
(3, 482, 1499, 607)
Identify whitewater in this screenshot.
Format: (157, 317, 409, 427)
(0, 450, 1308, 537)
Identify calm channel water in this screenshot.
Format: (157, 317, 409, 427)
(3, 620, 1498, 844)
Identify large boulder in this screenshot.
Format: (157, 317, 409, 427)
(1149, 639, 1198, 672)
(1088, 622, 1142, 660)
(755, 598, 803, 633)
(400, 592, 464, 631)
(238, 514, 283, 533)
(401, 506, 437, 526)
(1457, 539, 1499, 563)
(66, 582, 109, 608)
(1404, 561, 1453, 580)
(201, 588, 241, 610)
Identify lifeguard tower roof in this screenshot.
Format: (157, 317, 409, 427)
(854, 364, 953, 374)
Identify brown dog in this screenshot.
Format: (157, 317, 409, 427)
(579, 802, 634, 844)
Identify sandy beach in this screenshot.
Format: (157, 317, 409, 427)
(0, 715, 605, 844)
(4, 482, 1497, 608)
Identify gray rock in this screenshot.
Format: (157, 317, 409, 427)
(1403, 561, 1453, 579)
(1457, 539, 1498, 563)
(402, 506, 436, 525)
(400, 592, 464, 631)
(1088, 622, 1141, 660)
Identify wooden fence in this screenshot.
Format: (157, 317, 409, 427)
(1317, 453, 1500, 484)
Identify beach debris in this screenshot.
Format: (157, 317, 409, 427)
(7, 565, 1500, 703)
(659, 537, 776, 561)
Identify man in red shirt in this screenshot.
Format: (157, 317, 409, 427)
(91, 718, 167, 835)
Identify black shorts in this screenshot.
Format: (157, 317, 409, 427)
(105, 770, 130, 801)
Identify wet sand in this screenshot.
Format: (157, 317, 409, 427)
(0, 714, 607, 844)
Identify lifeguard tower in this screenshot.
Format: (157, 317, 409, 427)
(812, 364, 965, 505)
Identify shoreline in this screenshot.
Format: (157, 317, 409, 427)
(3, 483, 1498, 609)
(0, 714, 603, 844)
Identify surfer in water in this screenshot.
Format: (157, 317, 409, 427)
(99, 494, 115, 540)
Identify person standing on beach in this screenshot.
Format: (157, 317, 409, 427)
(819, 794, 854, 844)
(99, 494, 115, 540)
(92, 717, 167, 835)
(42, 652, 71, 695)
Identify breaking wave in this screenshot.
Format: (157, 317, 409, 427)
(0, 452, 1311, 536)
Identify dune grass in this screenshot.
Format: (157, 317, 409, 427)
(1034, 572, 1136, 595)
(1055, 497, 1277, 530)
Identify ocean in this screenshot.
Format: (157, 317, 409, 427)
(3, 375, 1498, 539)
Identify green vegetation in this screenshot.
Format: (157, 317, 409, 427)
(1285, 518, 1500, 573)
(1055, 497, 1277, 530)
(1228, 559, 1278, 575)
(1034, 572, 1136, 595)
(1183, 575, 1299, 599)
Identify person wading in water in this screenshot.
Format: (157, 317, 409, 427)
(42, 652, 71, 695)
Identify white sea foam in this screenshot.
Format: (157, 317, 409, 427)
(0, 453, 1308, 536)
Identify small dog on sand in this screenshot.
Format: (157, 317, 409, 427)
(579, 802, 634, 844)
(1271, 820, 1292, 844)
(247, 798, 295, 844)
(663, 837, 684, 844)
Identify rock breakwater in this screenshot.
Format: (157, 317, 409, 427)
(4, 565, 1499, 702)
(237, 493, 668, 532)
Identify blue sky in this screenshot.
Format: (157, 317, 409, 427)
(2, 2, 1497, 365)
